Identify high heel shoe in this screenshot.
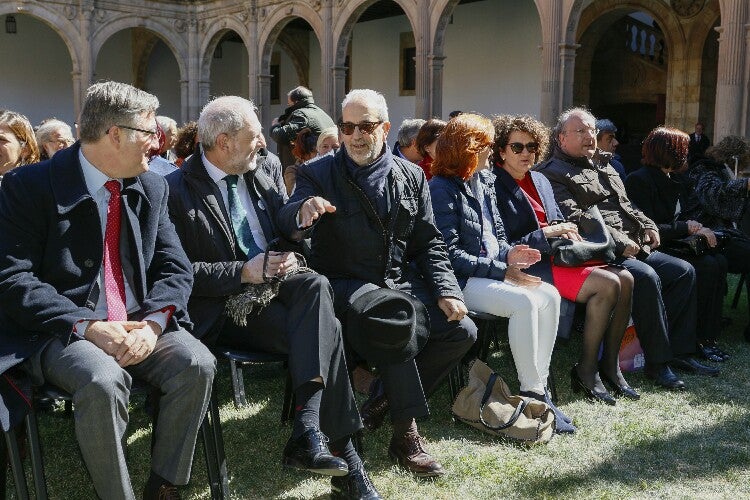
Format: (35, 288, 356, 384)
(570, 365, 616, 406)
(599, 370, 640, 400)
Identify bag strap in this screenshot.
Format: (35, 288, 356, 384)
(477, 373, 528, 431)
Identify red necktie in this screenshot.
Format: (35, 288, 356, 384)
(103, 180, 127, 321)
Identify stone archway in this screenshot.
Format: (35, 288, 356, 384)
(200, 25, 251, 107)
(0, 5, 82, 121)
(256, 2, 324, 127)
(331, 0, 420, 121)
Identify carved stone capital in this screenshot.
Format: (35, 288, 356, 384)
(174, 19, 187, 33)
(63, 5, 77, 20)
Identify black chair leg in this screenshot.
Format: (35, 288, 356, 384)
(4, 428, 29, 500)
(547, 366, 558, 405)
(732, 272, 747, 309)
(204, 389, 229, 500)
(228, 359, 247, 408)
(25, 408, 48, 500)
(281, 371, 294, 424)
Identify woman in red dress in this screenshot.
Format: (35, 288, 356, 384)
(492, 114, 638, 404)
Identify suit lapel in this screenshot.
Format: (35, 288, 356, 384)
(183, 156, 236, 254)
(244, 170, 276, 243)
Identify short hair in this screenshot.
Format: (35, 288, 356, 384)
(448, 110, 463, 119)
(706, 135, 750, 166)
(397, 118, 426, 147)
(198, 95, 256, 151)
(292, 128, 318, 162)
(174, 121, 198, 159)
(78, 81, 159, 143)
(641, 127, 689, 171)
(316, 126, 339, 151)
(341, 89, 389, 122)
(0, 109, 40, 166)
(431, 113, 494, 180)
(595, 118, 617, 140)
(415, 119, 447, 157)
(288, 86, 313, 103)
(35, 118, 73, 152)
(491, 114, 550, 166)
(156, 115, 177, 135)
(551, 107, 596, 144)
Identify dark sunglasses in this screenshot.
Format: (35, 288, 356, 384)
(337, 121, 382, 135)
(508, 142, 539, 154)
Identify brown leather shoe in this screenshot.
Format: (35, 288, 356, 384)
(360, 380, 389, 431)
(143, 473, 181, 500)
(388, 431, 445, 478)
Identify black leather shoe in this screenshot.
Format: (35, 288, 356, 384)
(599, 367, 640, 400)
(697, 343, 725, 363)
(701, 341, 730, 361)
(570, 366, 616, 406)
(670, 356, 721, 377)
(331, 464, 382, 499)
(360, 380, 389, 431)
(282, 429, 348, 476)
(645, 363, 685, 390)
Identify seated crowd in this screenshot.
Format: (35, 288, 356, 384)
(0, 81, 747, 500)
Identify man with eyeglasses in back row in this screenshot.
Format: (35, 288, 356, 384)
(278, 89, 477, 478)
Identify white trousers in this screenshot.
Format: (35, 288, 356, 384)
(463, 277, 561, 393)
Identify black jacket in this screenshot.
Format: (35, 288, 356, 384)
(624, 166, 690, 241)
(278, 148, 463, 300)
(270, 97, 335, 146)
(680, 157, 749, 229)
(166, 149, 296, 342)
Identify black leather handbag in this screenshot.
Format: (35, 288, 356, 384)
(661, 229, 733, 258)
(548, 205, 616, 267)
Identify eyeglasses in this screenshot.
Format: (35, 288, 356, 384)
(508, 142, 539, 154)
(113, 124, 158, 136)
(565, 127, 598, 137)
(337, 121, 383, 135)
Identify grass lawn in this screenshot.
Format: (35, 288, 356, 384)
(18, 275, 750, 499)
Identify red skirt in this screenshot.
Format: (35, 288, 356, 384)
(551, 259, 606, 301)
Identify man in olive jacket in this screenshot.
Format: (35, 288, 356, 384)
(538, 107, 717, 390)
(270, 86, 335, 168)
(278, 89, 476, 478)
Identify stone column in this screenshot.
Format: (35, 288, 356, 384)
(187, 18, 202, 121)
(76, 2, 96, 119)
(538, 0, 563, 125)
(246, 8, 259, 104)
(331, 65, 348, 122)
(743, 23, 750, 136)
(258, 73, 273, 127)
(414, 5, 431, 119)
(428, 55, 446, 119)
(558, 43, 580, 118)
(319, 0, 335, 116)
(713, 0, 748, 141)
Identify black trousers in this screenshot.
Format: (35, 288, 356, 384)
(216, 273, 361, 441)
(719, 232, 750, 275)
(330, 278, 477, 423)
(662, 251, 727, 342)
(617, 251, 696, 364)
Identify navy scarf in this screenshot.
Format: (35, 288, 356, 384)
(345, 145, 392, 219)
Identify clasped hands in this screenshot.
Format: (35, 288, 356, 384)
(505, 244, 543, 287)
(84, 320, 162, 367)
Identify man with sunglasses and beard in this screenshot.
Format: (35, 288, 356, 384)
(278, 89, 477, 478)
(537, 107, 719, 391)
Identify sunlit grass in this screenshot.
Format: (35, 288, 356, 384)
(12, 275, 750, 499)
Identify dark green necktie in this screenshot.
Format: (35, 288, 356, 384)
(224, 174, 263, 259)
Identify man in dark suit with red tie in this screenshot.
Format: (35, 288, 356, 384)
(0, 81, 216, 500)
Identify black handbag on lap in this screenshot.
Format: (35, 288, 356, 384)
(548, 205, 616, 267)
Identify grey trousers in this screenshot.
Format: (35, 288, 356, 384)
(29, 329, 216, 500)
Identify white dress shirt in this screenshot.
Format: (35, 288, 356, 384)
(201, 152, 268, 251)
(74, 150, 169, 334)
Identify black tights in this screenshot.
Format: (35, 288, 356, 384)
(574, 267, 634, 392)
